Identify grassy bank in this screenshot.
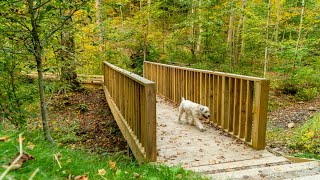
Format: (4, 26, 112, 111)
(0, 130, 205, 179)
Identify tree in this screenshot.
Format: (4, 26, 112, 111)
(294, 0, 305, 69)
(0, 0, 87, 143)
(264, 0, 271, 78)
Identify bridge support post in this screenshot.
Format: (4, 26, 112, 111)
(252, 80, 269, 150)
(144, 83, 157, 161)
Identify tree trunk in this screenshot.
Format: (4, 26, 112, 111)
(191, 0, 196, 62)
(228, 0, 235, 71)
(234, 0, 246, 64)
(196, 0, 202, 55)
(294, 0, 305, 68)
(264, 0, 271, 78)
(274, 0, 281, 43)
(95, 0, 104, 51)
(143, 0, 151, 62)
(60, 13, 79, 90)
(28, 0, 54, 144)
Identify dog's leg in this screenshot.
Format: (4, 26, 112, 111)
(178, 106, 184, 124)
(185, 112, 190, 124)
(195, 119, 205, 131)
(190, 115, 195, 126)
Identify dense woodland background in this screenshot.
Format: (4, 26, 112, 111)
(0, 0, 319, 135)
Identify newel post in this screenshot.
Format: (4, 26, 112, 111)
(252, 80, 269, 150)
(144, 83, 157, 161)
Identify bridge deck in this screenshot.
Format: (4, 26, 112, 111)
(156, 96, 276, 166)
(156, 96, 292, 175)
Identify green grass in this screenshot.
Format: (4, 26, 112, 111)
(267, 113, 320, 160)
(0, 130, 206, 180)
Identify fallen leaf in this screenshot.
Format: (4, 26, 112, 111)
(109, 160, 117, 170)
(26, 142, 35, 150)
(176, 174, 183, 179)
(2, 153, 34, 170)
(98, 168, 106, 176)
(208, 160, 217, 164)
(16, 136, 25, 143)
(216, 156, 225, 160)
(0, 136, 10, 142)
(74, 175, 88, 180)
(133, 172, 141, 178)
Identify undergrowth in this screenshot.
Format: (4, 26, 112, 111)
(267, 113, 320, 160)
(0, 130, 206, 180)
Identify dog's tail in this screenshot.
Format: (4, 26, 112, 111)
(181, 97, 185, 102)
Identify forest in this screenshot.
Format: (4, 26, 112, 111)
(0, 0, 319, 179)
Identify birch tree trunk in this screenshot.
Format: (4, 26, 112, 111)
(143, 0, 151, 62)
(95, 0, 104, 51)
(294, 0, 305, 68)
(191, 0, 196, 62)
(235, 0, 246, 64)
(196, 0, 202, 54)
(274, 0, 281, 43)
(28, 0, 54, 144)
(264, 0, 271, 78)
(228, 0, 235, 71)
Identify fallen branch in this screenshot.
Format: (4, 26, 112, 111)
(0, 133, 24, 180)
(54, 154, 62, 169)
(28, 168, 39, 180)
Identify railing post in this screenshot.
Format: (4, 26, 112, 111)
(144, 83, 157, 161)
(252, 80, 269, 150)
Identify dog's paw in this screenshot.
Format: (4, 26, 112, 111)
(199, 127, 206, 132)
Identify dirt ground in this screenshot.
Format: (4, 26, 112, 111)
(48, 87, 127, 154)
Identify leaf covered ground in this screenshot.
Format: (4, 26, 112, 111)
(267, 94, 320, 158)
(47, 87, 127, 154)
(0, 86, 205, 179)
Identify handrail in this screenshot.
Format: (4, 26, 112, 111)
(103, 61, 156, 162)
(144, 61, 269, 150)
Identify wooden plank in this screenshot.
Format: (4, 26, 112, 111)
(245, 81, 254, 142)
(144, 83, 157, 161)
(140, 85, 146, 148)
(144, 61, 267, 81)
(209, 161, 320, 180)
(188, 156, 289, 173)
(221, 76, 226, 128)
(213, 75, 218, 124)
(209, 74, 214, 123)
(217, 76, 222, 126)
(223, 77, 230, 130)
(252, 80, 269, 150)
(228, 78, 235, 132)
(103, 86, 146, 162)
(103, 61, 154, 86)
(239, 79, 247, 138)
(233, 79, 240, 136)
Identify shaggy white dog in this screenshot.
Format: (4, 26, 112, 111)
(178, 97, 210, 131)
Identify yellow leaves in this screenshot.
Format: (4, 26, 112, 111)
(0, 136, 10, 142)
(26, 142, 35, 150)
(98, 168, 106, 176)
(306, 131, 315, 139)
(74, 175, 88, 180)
(108, 160, 117, 170)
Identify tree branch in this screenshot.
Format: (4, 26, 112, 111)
(43, 3, 85, 46)
(33, 0, 52, 11)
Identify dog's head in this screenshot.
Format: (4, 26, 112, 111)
(199, 106, 211, 119)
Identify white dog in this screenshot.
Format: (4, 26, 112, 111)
(178, 97, 210, 131)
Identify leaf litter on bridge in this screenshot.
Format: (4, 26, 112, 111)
(48, 87, 127, 154)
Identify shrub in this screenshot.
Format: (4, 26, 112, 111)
(288, 113, 320, 156)
(296, 87, 318, 101)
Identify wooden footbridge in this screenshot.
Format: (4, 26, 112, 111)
(102, 61, 320, 179)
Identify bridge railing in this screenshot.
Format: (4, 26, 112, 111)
(144, 61, 269, 150)
(103, 61, 156, 162)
